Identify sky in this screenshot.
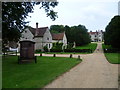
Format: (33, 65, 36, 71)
(26, 0, 120, 32)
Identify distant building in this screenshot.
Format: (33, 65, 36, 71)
(89, 30, 104, 42)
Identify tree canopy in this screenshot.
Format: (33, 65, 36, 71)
(50, 24, 91, 46)
(2, 2, 58, 45)
(104, 15, 120, 48)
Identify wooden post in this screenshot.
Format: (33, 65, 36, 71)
(70, 54, 72, 58)
(53, 54, 56, 57)
(77, 55, 80, 60)
(40, 53, 42, 56)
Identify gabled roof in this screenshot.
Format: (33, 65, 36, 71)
(89, 32, 98, 35)
(28, 27, 48, 37)
(36, 27, 48, 37)
(51, 32, 64, 40)
(29, 27, 36, 35)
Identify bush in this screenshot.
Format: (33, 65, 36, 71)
(67, 43, 74, 49)
(103, 49, 120, 53)
(35, 49, 41, 53)
(50, 48, 63, 52)
(50, 42, 63, 52)
(64, 49, 92, 53)
(43, 46, 48, 52)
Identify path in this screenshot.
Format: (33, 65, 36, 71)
(44, 42, 118, 88)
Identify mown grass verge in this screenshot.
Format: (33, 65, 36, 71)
(102, 44, 120, 64)
(2, 56, 81, 88)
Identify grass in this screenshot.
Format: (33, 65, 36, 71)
(102, 44, 113, 49)
(102, 44, 120, 64)
(104, 53, 120, 64)
(2, 56, 81, 88)
(75, 43, 97, 51)
(45, 52, 90, 54)
(42, 43, 97, 54)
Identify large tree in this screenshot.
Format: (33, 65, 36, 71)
(50, 24, 91, 46)
(104, 15, 120, 48)
(50, 25, 65, 33)
(2, 2, 58, 46)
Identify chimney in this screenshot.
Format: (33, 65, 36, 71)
(35, 22, 38, 36)
(36, 22, 38, 29)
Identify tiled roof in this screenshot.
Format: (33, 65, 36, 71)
(36, 27, 48, 37)
(51, 32, 64, 40)
(29, 27, 36, 35)
(89, 32, 98, 35)
(29, 27, 48, 37)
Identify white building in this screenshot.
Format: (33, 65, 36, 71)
(89, 30, 104, 42)
(20, 23, 52, 51)
(20, 23, 67, 51)
(51, 32, 67, 49)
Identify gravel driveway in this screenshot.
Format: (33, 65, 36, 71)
(44, 42, 118, 88)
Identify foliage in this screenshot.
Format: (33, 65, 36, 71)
(102, 44, 119, 53)
(104, 15, 120, 48)
(2, 2, 58, 47)
(64, 49, 92, 53)
(50, 24, 91, 46)
(3, 56, 80, 88)
(67, 43, 74, 49)
(35, 49, 41, 53)
(51, 42, 63, 51)
(50, 25, 65, 33)
(43, 45, 48, 52)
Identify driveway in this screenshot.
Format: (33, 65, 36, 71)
(44, 42, 118, 88)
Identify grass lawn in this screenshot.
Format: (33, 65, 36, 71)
(102, 44, 120, 64)
(102, 44, 113, 49)
(2, 56, 81, 88)
(75, 43, 97, 51)
(104, 53, 120, 64)
(42, 43, 97, 54)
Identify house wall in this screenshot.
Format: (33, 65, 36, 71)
(20, 28, 34, 41)
(34, 37, 43, 50)
(52, 33, 67, 49)
(42, 28, 53, 50)
(90, 31, 103, 42)
(63, 33, 67, 46)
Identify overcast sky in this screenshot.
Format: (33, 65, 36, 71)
(26, 0, 119, 32)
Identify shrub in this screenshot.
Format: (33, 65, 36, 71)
(64, 49, 92, 53)
(43, 46, 48, 52)
(67, 43, 74, 49)
(35, 49, 41, 53)
(103, 48, 120, 53)
(50, 48, 63, 52)
(50, 42, 63, 52)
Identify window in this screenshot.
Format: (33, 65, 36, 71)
(25, 30, 27, 33)
(47, 37, 49, 40)
(49, 44, 50, 48)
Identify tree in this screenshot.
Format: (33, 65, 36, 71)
(2, 2, 58, 46)
(104, 15, 120, 48)
(50, 24, 90, 46)
(50, 25, 65, 33)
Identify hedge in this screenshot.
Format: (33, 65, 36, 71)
(50, 48, 92, 53)
(103, 49, 120, 53)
